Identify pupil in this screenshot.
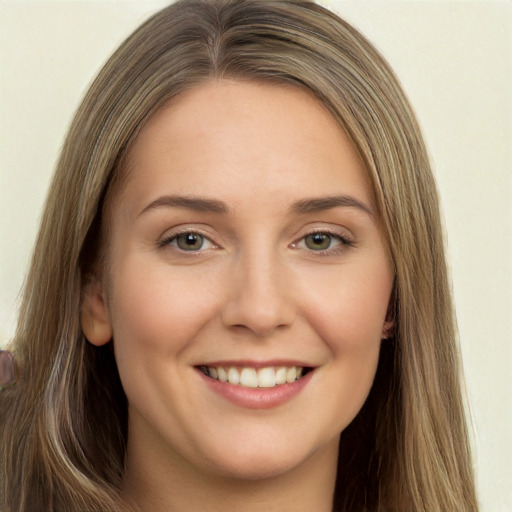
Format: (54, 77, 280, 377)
(177, 233, 203, 250)
(306, 233, 330, 250)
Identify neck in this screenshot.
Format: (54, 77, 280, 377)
(121, 435, 339, 512)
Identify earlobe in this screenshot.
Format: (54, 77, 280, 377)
(81, 278, 112, 346)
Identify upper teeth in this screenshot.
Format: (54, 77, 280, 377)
(202, 366, 304, 388)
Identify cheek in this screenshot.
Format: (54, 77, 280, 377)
(107, 256, 221, 357)
(300, 259, 393, 352)
(293, 254, 393, 426)
(303, 268, 390, 429)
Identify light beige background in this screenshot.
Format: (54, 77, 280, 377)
(1, 1, 511, 510)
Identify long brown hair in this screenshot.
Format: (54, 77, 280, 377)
(0, 1, 478, 510)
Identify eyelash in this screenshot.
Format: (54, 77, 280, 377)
(293, 229, 355, 256)
(158, 228, 355, 255)
(158, 230, 216, 252)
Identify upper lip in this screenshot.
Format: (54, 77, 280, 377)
(195, 360, 315, 368)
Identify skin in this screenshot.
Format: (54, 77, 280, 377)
(82, 80, 394, 511)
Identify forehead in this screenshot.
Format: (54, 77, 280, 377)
(112, 79, 374, 216)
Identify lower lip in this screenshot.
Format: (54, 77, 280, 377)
(198, 370, 313, 410)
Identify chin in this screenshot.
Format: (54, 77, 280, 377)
(209, 453, 306, 481)
(198, 434, 333, 482)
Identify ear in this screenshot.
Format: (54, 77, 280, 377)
(382, 293, 396, 340)
(381, 318, 395, 340)
(81, 277, 112, 346)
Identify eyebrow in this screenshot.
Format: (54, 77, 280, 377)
(138, 195, 229, 217)
(291, 195, 374, 217)
(138, 193, 373, 217)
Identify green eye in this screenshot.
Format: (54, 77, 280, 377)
(161, 231, 215, 253)
(175, 233, 206, 251)
(304, 233, 334, 251)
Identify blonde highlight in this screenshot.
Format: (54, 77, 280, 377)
(1, 1, 477, 511)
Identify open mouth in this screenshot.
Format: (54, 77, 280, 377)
(198, 365, 313, 389)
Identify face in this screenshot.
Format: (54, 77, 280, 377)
(82, 80, 394, 482)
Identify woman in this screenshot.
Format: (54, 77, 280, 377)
(0, 1, 478, 511)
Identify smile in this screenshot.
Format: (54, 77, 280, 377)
(198, 365, 310, 389)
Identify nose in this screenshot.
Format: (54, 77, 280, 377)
(221, 249, 295, 337)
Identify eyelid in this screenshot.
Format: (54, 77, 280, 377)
(291, 226, 355, 253)
(158, 226, 218, 251)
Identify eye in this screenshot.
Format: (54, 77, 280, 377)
(164, 232, 215, 252)
(304, 233, 338, 251)
(294, 230, 353, 253)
